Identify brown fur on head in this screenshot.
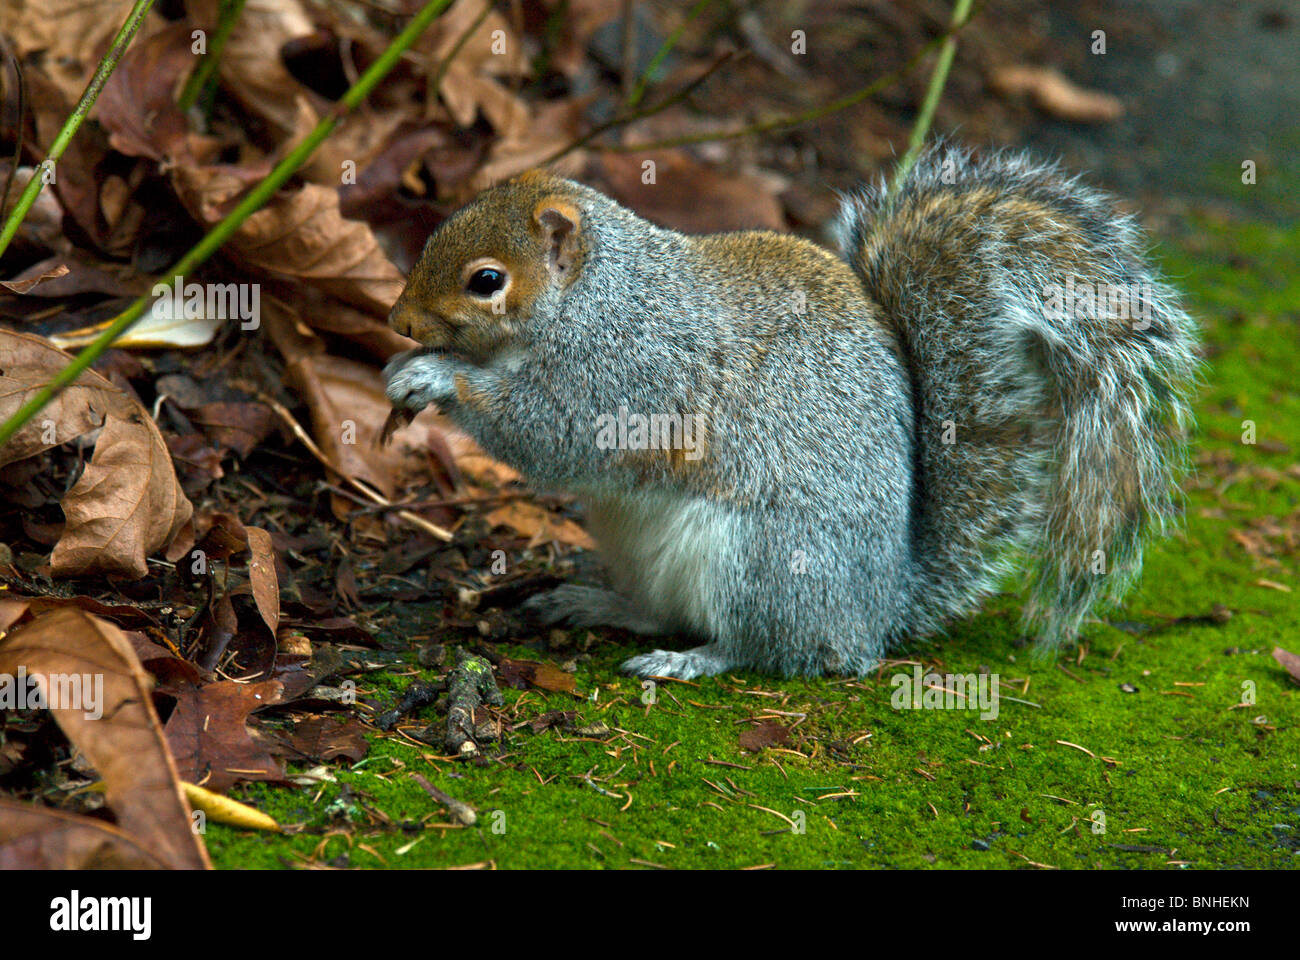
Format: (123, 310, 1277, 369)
(387, 170, 586, 362)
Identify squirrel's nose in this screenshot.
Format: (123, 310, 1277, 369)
(388, 300, 448, 347)
(387, 300, 416, 338)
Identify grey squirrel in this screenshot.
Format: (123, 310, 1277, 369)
(383, 144, 1199, 679)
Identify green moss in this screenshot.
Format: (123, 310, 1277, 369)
(205, 212, 1300, 870)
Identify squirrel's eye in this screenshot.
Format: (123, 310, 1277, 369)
(466, 267, 506, 297)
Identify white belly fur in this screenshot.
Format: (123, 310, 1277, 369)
(582, 490, 738, 639)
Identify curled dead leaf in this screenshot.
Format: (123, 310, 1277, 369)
(0, 263, 69, 294)
(0, 608, 210, 869)
(990, 65, 1123, 123)
(172, 167, 404, 315)
(95, 21, 196, 162)
(0, 331, 193, 578)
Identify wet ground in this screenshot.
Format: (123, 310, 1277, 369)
(1021, 0, 1298, 218)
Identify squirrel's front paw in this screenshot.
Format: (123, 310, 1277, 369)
(384, 348, 456, 412)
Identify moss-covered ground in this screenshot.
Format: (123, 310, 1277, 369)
(204, 204, 1300, 871)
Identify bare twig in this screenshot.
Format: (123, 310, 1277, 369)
(597, 13, 976, 156)
(540, 49, 741, 167)
(229, 379, 455, 542)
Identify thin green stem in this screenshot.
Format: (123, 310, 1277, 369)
(0, 0, 454, 452)
(889, 0, 975, 198)
(624, 0, 713, 109)
(177, 0, 249, 112)
(0, 0, 156, 262)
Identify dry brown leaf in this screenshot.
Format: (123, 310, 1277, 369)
(300, 106, 415, 191)
(0, 0, 170, 105)
(0, 594, 161, 630)
(1274, 647, 1300, 683)
(598, 151, 787, 233)
(172, 168, 404, 314)
(261, 299, 451, 501)
(0, 798, 170, 869)
(0, 330, 116, 466)
(738, 720, 792, 752)
(472, 98, 588, 188)
(245, 526, 280, 635)
(186, 401, 277, 458)
(182, 0, 317, 139)
(991, 65, 1124, 123)
(95, 21, 194, 162)
(283, 351, 401, 498)
(0, 599, 31, 632)
(0, 263, 69, 294)
(0, 331, 192, 578)
(0, 608, 210, 869)
(486, 500, 595, 550)
(422, 0, 529, 129)
(2, 252, 147, 299)
(283, 716, 369, 763)
(165, 680, 287, 793)
(0, 166, 66, 252)
(51, 410, 194, 578)
(497, 657, 577, 694)
(303, 302, 417, 361)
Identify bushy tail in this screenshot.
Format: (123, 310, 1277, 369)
(834, 144, 1199, 647)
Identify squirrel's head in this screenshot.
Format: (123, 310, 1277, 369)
(387, 170, 587, 361)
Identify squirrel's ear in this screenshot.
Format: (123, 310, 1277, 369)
(533, 200, 583, 280)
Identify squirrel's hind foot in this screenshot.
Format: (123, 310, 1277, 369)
(621, 645, 733, 680)
(523, 584, 669, 636)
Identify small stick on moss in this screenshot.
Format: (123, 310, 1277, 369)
(376, 679, 444, 731)
(410, 772, 477, 825)
(441, 648, 503, 758)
